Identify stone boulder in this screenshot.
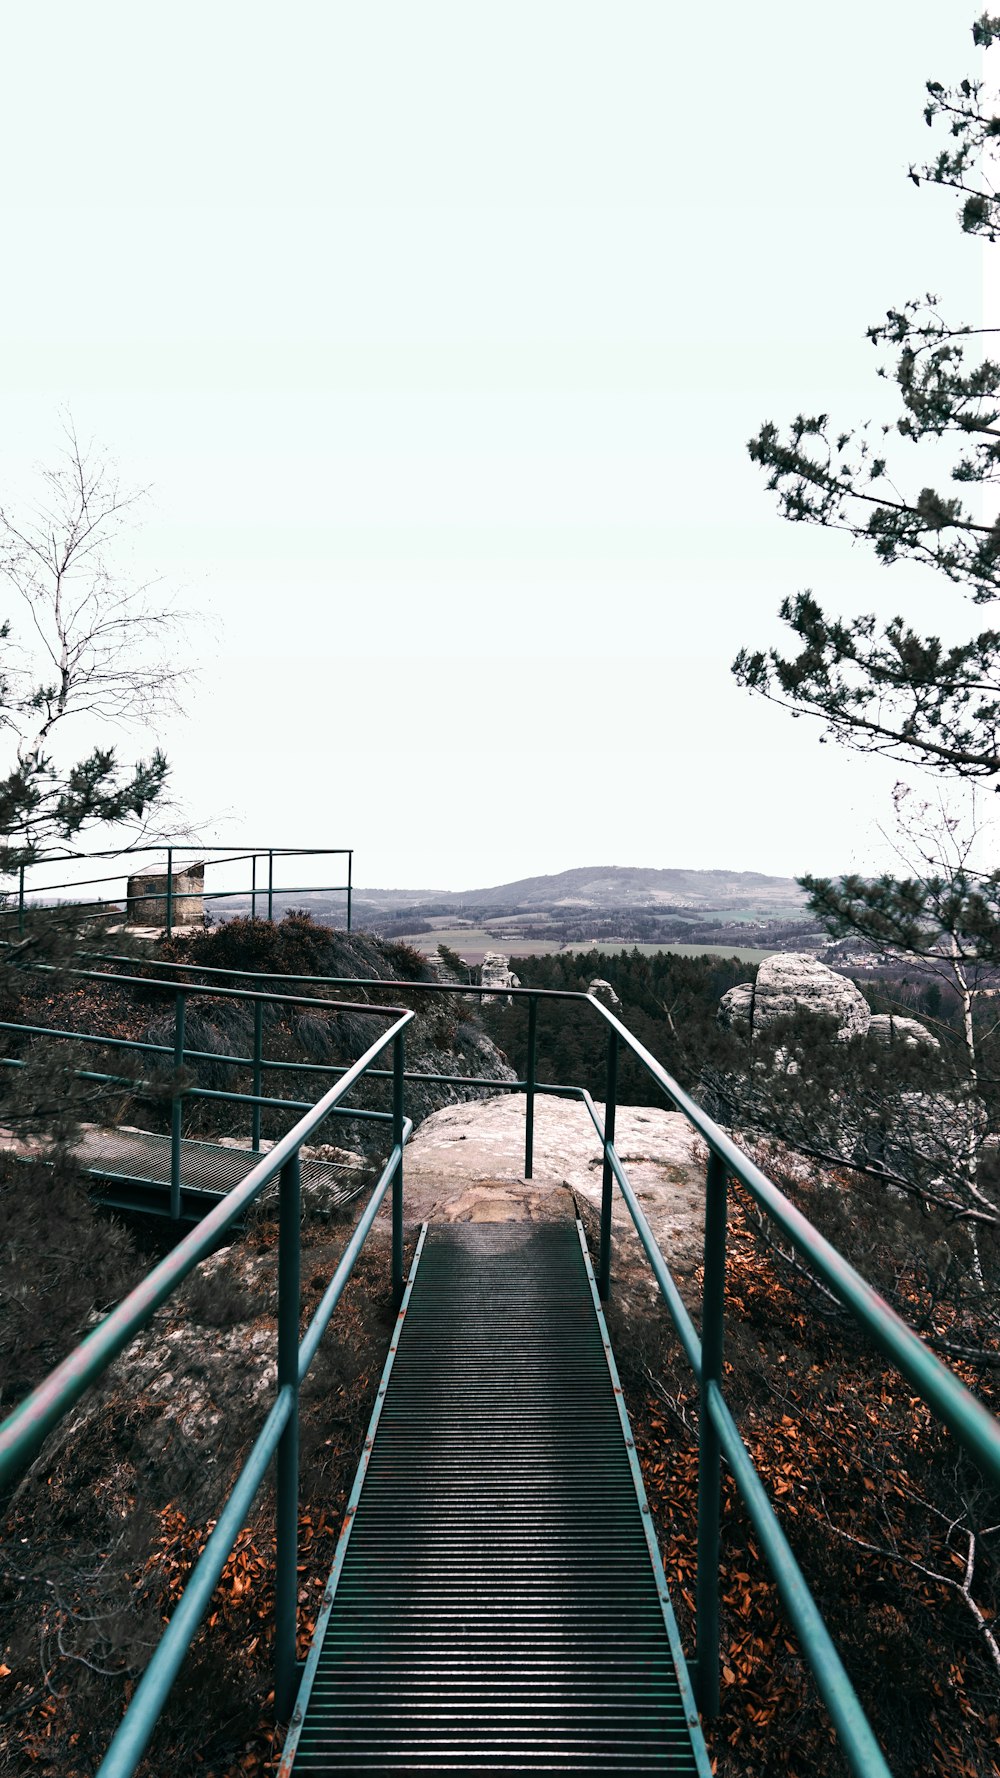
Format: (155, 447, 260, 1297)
(717, 982, 754, 1029)
(481, 951, 521, 1004)
(588, 977, 622, 1010)
(868, 1013, 940, 1051)
(718, 951, 870, 1041)
(881, 1090, 986, 1177)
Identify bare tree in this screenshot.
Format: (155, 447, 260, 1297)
(795, 787, 1000, 1296)
(0, 422, 188, 874)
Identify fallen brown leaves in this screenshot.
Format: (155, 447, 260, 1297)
(627, 1180, 1000, 1778)
(2, 1223, 399, 1778)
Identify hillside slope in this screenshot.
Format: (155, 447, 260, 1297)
(355, 863, 806, 916)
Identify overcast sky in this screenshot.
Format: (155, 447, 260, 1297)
(0, 2, 991, 892)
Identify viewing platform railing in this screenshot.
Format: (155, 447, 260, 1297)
(1, 843, 353, 936)
(0, 953, 999, 1777)
(0, 994, 412, 1776)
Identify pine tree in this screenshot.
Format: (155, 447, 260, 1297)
(736, 16, 1000, 778)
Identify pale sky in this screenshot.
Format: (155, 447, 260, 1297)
(0, 2, 989, 892)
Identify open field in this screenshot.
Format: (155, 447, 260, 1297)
(399, 928, 566, 961)
(588, 941, 775, 963)
(400, 931, 775, 966)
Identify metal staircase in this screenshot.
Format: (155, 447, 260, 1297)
(2, 945, 1000, 1778)
(281, 1221, 708, 1775)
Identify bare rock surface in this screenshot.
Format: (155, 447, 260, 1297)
(868, 1013, 940, 1050)
(717, 981, 753, 1028)
(719, 950, 870, 1040)
(480, 950, 521, 1001)
(398, 1094, 708, 1299)
(588, 978, 622, 1009)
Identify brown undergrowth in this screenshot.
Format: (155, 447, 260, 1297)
(612, 1173, 1000, 1778)
(1, 1196, 411, 1777)
(5, 1144, 999, 1775)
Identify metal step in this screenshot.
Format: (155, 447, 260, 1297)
(74, 1126, 365, 1220)
(282, 1220, 709, 1775)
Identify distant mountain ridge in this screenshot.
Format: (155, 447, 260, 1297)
(355, 865, 806, 915)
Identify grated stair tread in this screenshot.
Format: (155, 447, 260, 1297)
(284, 1221, 707, 1775)
(73, 1125, 365, 1216)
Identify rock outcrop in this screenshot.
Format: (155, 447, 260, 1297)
(588, 978, 622, 1009)
(718, 951, 870, 1041)
(868, 1013, 940, 1051)
(481, 951, 521, 1003)
(398, 1094, 709, 1305)
(717, 982, 754, 1028)
(880, 1090, 986, 1178)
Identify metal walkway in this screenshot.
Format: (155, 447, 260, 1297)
(73, 1127, 365, 1221)
(282, 1220, 709, 1775)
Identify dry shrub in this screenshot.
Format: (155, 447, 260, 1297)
(613, 1177, 1000, 1778)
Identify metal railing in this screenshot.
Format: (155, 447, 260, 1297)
(0, 964, 409, 1218)
(2, 844, 353, 937)
(1, 957, 1000, 1776)
(0, 999, 412, 1777)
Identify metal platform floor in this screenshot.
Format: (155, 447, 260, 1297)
(73, 1126, 364, 1220)
(281, 1220, 709, 1775)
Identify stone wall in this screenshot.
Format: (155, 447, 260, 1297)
(126, 862, 205, 927)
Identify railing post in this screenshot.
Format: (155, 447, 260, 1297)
(251, 853, 257, 922)
(392, 1029, 404, 1307)
(346, 850, 352, 932)
(252, 996, 264, 1152)
(524, 995, 538, 1180)
(17, 864, 24, 937)
(275, 1151, 302, 1720)
(165, 846, 173, 938)
(170, 990, 186, 1220)
(267, 849, 274, 923)
(598, 1029, 619, 1301)
(695, 1149, 729, 1718)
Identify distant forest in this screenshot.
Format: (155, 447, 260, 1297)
(349, 908, 825, 950)
(479, 949, 756, 1103)
(478, 946, 981, 1108)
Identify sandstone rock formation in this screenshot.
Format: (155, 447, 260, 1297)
(396, 1093, 709, 1308)
(717, 982, 754, 1028)
(481, 951, 521, 1003)
(588, 977, 622, 1009)
(426, 950, 464, 984)
(718, 951, 870, 1040)
(880, 1090, 986, 1178)
(868, 1013, 940, 1051)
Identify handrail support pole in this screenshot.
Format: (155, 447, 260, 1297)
(598, 1030, 618, 1300)
(275, 1151, 302, 1720)
(695, 1149, 729, 1717)
(166, 846, 173, 938)
(392, 1030, 405, 1306)
(524, 995, 538, 1179)
(170, 990, 186, 1220)
(252, 996, 264, 1151)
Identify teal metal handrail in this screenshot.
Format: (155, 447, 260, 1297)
(68, 959, 996, 1775)
(22, 953, 1000, 1471)
(2, 959, 999, 1776)
(0, 1003, 413, 1777)
(2, 843, 353, 936)
(0, 966, 416, 1216)
(566, 1006, 1000, 1777)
